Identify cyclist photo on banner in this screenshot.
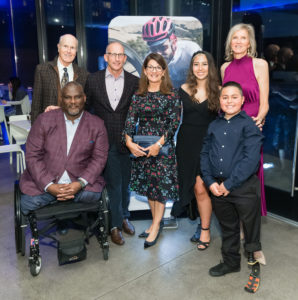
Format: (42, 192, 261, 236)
(106, 16, 202, 88)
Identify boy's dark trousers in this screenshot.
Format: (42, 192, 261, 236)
(211, 175, 262, 268)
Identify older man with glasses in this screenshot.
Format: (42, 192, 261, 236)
(85, 42, 139, 245)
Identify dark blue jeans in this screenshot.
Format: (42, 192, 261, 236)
(21, 190, 101, 215)
(104, 144, 131, 229)
(211, 175, 261, 268)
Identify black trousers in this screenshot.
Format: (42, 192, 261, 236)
(211, 175, 262, 268)
(104, 144, 131, 229)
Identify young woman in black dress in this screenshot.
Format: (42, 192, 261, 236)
(171, 51, 220, 250)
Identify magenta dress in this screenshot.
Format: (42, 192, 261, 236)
(223, 55, 267, 216)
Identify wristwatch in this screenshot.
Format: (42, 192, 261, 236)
(78, 179, 87, 189)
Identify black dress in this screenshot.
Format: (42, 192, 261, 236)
(171, 88, 216, 218)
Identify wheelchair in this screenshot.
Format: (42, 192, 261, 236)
(14, 181, 110, 276)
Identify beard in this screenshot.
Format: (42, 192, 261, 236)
(66, 107, 80, 116)
(62, 103, 83, 118)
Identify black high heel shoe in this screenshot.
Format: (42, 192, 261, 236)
(139, 220, 164, 238)
(197, 226, 210, 251)
(138, 231, 149, 238)
(144, 226, 162, 248)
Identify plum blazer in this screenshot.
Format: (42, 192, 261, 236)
(20, 108, 109, 196)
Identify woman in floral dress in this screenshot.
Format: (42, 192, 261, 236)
(124, 53, 181, 248)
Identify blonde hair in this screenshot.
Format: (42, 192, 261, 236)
(225, 23, 257, 61)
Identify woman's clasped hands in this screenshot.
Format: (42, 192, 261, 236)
(126, 140, 160, 158)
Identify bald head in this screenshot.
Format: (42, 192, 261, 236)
(104, 41, 127, 76)
(105, 41, 124, 54)
(61, 81, 86, 121)
(59, 34, 78, 47)
(61, 81, 84, 98)
(57, 34, 78, 67)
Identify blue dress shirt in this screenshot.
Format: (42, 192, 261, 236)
(200, 111, 264, 192)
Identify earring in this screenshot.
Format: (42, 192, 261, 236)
(230, 49, 233, 55)
(247, 47, 251, 55)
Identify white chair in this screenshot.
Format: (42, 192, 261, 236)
(7, 91, 31, 115)
(0, 105, 9, 140)
(21, 95, 31, 115)
(0, 144, 26, 173)
(9, 115, 29, 167)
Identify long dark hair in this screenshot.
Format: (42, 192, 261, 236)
(186, 51, 220, 112)
(136, 53, 173, 96)
(9, 77, 21, 100)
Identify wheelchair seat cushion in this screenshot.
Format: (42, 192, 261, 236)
(34, 201, 100, 220)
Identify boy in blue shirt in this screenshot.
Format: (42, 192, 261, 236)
(200, 81, 264, 293)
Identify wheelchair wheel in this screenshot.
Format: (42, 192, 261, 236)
(29, 257, 41, 276)
(103, 245, 109, 261)
(14, 181, 22, 253)
(20, 224, 26, 256)
(101, 188, 110, 235)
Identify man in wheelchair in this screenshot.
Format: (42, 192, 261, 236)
(20, 81, 109, 214)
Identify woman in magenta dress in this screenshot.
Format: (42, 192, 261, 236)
(221, 23, 269, 264)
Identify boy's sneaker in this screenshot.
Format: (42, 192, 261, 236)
(245, 262, 261, 293)
(209, 261, 240, 277)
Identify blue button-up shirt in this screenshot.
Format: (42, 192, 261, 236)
(200, 111, 264, 192)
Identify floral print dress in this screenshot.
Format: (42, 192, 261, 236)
(124, 90, 181, 203)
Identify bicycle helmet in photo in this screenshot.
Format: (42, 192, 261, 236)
(142, 17, 175, 46)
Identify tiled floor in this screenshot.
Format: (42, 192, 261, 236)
(1, 153, 298, 300)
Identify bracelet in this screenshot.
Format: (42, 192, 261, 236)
(156, 141, 163, 148)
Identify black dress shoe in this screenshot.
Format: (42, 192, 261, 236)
(209, 262, 240, 277)
(140, 223, 163, 239)
(144, 229, 161, 249)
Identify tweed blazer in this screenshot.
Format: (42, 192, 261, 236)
(31, 57, 89, 123)
(85, 69, 139, 153)
(20, 109, 109, 196)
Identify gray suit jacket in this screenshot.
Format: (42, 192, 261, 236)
(31, 57, 89, 123)
(85, 69, 139, 153)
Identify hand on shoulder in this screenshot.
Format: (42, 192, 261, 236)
(45, 105, 59, 112)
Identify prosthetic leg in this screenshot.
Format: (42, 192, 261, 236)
(245, 252, 261, 293)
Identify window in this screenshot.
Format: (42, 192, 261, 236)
(232, 1, 298, 195)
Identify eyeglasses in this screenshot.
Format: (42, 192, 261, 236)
(146, 65, 163, 72)
(106, 52, 126, 58)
